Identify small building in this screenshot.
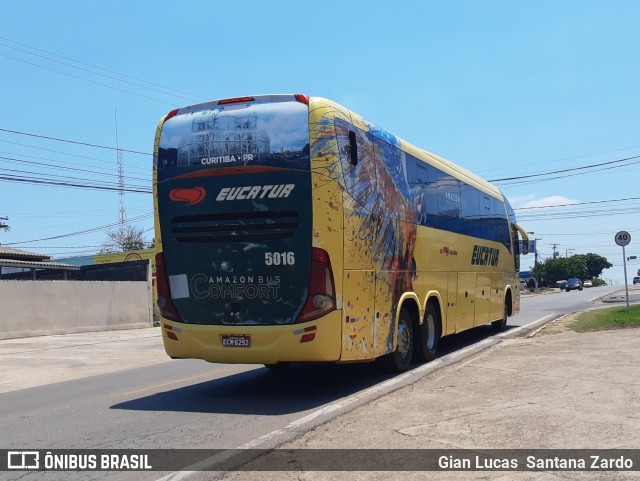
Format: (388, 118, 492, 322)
(0, 246, 79, 280)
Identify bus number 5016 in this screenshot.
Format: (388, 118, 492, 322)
(265, 252, 295, 266)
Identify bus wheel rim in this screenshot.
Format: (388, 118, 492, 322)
(426, 314, 436, 349)
(397, 319, 411, 355)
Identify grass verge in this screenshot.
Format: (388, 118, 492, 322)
(571, 304, 640, 332)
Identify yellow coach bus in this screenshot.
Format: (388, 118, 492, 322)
(153, 94, 528, 372)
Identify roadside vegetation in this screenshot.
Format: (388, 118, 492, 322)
(532, 253, 611, 288)
(571, 305, 640, 332)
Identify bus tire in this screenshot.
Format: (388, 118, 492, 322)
(381, 306, 414, 372)
(264, 363, 292, 372)
(415, 302, 439, 363)
(491, 301, 508, 331)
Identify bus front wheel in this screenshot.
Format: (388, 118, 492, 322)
(381, 306, 414, 372)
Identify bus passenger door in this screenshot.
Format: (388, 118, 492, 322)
(474, 273, 491, 326)
(456, 272, 475, 332)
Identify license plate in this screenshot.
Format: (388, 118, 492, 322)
(221, 334, 251, 348)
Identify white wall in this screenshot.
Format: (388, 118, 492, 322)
(0, 281, 153, 340)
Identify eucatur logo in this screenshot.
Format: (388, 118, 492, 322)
(169, 187, 206, 206)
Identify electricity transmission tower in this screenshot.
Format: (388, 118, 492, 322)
(115, 110, 126, 226)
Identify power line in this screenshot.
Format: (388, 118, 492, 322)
(490, 154, 640, 183)
(0, 128, 151, 155)
(0, 52, 178, 106)
(0, 161, 151, 189)
(518, 208, 639, 222)
(0, 138, 148, 173)
(0, 174, 151, 193)
(5, 207, 149, 217)
(477, 144, 640, 174)
(0, 35, 206, 101)
(4, 212, 153, 245)
(0, 43, 201, 103)
(23, 245, 104, 249)
(0, 153, 150, 182)
(515, 196, 640, 210)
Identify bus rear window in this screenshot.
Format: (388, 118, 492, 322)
(157, 100, 310, 179)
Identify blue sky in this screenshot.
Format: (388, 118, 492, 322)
(1, 0, 639, 283)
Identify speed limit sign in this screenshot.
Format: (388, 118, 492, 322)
(615, 231, 631, 247)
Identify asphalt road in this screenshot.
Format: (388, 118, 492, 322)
(0, 285, 621, 481)
(516, 284, 620, 324)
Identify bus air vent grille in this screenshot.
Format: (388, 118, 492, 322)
(170, 210, 299, 243)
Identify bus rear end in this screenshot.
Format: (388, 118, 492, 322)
(153, 94, 341, 364)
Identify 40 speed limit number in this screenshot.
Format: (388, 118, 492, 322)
(615, 231, 631, 247)
(265, 251, 295, 266)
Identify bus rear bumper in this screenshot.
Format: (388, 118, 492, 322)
(160, 311, 342, 364)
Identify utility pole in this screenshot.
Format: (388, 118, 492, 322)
(0, 216, 9, 233)
(527, 233, 542, 268)
(550, 243, 560, 259)
(528, 232, 542, 288)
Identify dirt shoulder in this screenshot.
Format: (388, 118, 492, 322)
(534, 312, 580, 336)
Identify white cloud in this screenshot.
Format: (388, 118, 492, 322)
(518, 195, 580, 209)
(508, 194, 536, 208)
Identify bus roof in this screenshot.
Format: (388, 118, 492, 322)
(310, 96, 505, 202)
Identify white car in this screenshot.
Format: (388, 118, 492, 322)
(583, 280, 593, 288)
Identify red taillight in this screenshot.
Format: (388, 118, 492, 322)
(298, 248, 336, 323)
(218, 96, 255, 105)
(294, 94, 309, 105)
(155, 253, 182, 322)
(164, 109, 179, 122)
(166, 331, 179, 341)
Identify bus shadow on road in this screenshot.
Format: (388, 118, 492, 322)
(111, 324, 507, 416)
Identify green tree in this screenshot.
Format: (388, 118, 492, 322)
(533, 253, 611, 286)
(577, 253, 612, 280)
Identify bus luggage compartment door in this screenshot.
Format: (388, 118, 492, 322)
(341, 270, 377, 361)
(456, 272, 476, 333)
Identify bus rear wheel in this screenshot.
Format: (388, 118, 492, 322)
(491, 301, 508, 332)
(381, 306, 414, 372)
(264, 363, 292, 372)
(415, 302, 439, 363)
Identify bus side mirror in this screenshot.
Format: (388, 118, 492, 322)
(348, 131, 358, 166)
(517, 239, 529, 256)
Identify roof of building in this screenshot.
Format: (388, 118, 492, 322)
(0, 245, 79, 271)
(0, 245, 49, 261)
(0, 258, 80, 270)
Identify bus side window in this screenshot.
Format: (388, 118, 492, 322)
(408, 158, 438, 227)
(348, 131, 358, 165)
(494, 198, 511, 251)
(334, 118, 379, 214)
